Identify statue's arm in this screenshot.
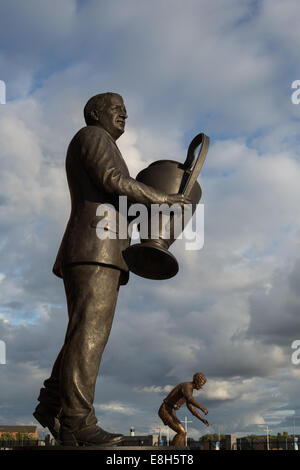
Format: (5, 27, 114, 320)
(186, 402, 209, 426)
(183, 383, 209, 425)
(183, 383, 207, 412)
(80, 129, 168, 206)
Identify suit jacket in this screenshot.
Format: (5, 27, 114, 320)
(53, 125, 167, 285)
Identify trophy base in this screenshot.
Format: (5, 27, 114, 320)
(122, 241, 179, 280)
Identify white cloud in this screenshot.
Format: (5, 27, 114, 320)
(95, 401, 136, 416)
(133, 385, 173, 394)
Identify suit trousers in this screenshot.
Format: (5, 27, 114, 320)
(37, 264, 121, 430)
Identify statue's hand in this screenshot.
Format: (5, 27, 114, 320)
(165, 193, 192, 207)
(202, 419, 210, 427)
(202, 407, 208, 415)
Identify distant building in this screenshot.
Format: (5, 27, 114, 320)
(0, 426, 38, 439)
(237, 435, 299, 451)
(198, 434, 237, 450)
(119, 434, 159, 446)
(225, 434, 237, 450)
(187, 438, 201, 449)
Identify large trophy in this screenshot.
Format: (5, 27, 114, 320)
(122, 133, 209, 280)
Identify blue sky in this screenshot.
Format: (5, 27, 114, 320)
(1, 0, 300, 440)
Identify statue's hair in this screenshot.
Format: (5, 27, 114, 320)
(84, 92, 122, 125)
(193, 372, 206, 387)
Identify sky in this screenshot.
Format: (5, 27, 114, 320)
(0, 0, 300, 441)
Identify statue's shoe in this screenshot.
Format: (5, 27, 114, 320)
(33, 404, 61, 440)
(59, 424, 124, 447)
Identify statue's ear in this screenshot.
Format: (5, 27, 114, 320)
(90, 110, 99, 122)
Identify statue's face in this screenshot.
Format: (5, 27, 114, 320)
(193, 378, 206, 390)
(98, 94, 127, 140)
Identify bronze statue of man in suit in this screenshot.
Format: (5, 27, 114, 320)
(158, 372, 209, 446)
(33, 92, 190, 446)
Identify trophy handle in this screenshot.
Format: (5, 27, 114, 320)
(181, 133, 210, 196)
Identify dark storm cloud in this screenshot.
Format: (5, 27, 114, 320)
(245, 258, 300, 346)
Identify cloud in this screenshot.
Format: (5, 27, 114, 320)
(95, 401, 136, 416)
(134, 385, 173, 394)
(245, 258, 300, 346)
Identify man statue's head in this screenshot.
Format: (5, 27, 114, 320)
(192, 372, 207, 390)
(84, 92, 127, 140)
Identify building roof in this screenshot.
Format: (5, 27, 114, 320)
(0, 426, 38, 433)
